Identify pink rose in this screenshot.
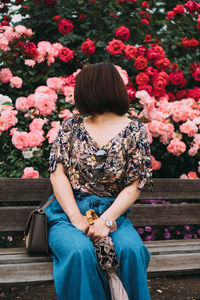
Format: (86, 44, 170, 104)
(0, 36, 9, 51)
(10, 76, 23, 88)
(0, 68, 13, 83)
(47, 77, 63, 91)
(35, 86, 58, 102)
(22, 167, 39, 178)
(64, 86, 74, 103)
(15, 97, 29, 111)
(35, 94, 56, 115)
(151, 155, 161, 170)
(167, 138, 186, 156)
(28, 130, 44, 148)
(52, 42, 63, 57)
(58, 109, 73, 120)
(26, 94, 35, 108)
(12, 131, 29, 150)
(180, 120, 198, 137)
(46, 122, 61, 143)
(24, 59, 36, 67)
(114, 65, 129, 86)
(29, 118, 46, 131)
(14, 25, 28, 35)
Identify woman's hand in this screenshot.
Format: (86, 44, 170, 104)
(71, 215, 89, 233)
(86, 218, 110, 243)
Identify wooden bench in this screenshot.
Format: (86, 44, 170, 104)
(0, 178, 200, 285)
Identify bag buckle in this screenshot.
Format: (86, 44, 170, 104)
(38, 208, 45, 214)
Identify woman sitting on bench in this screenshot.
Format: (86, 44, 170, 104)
(45, 62, 153, 300)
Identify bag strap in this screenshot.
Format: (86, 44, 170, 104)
(39, 116, 82, 211)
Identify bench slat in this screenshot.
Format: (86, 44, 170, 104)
(149, 253, 200, 277)
(1, 203, 200, 231)
(1, 178, 200, 202)
(0, 242, 200, 264)
(1, 252, 200, 284)
(0, 262, 53, 284)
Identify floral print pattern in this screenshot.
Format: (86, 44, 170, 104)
(48, 115, 153, 196)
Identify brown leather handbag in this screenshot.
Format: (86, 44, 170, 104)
(24, 117, 82, 255)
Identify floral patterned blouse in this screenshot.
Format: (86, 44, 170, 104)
(48, 115, 153, 197)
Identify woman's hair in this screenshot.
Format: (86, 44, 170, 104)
(74, 62, 129, 115)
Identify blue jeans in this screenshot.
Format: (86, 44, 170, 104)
(45, 192, 151, 300)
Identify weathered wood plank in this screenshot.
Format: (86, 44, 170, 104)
(1, 252, 200, 284)
(0, 178, 52, 203)
(0, 262, 53, 284)
(1, 203, 200, 231)
(1, 239, 200, 256)
(0, 206, 36, 231)
(0, 241, 199, 265)
(148, 253, 200, 277)
(129, 203, 200, 226)
(1, 178, 200, 202)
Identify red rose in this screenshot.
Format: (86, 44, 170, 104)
(58, 19, 74, 35)
(189, 38, 199, 48)
(81, 38, 95, 55)
(141, 18, 149, 25)
(24, 42, 38, 58)
(124, 45, 137, 59)
(155, 58, 170, 71)
(173, 5, 185, 15)
(53, 15, 61, 22)
(152, 88, 166, 98)
(134, 56, 147, 70)
(127, 84, 136, 102)
(171, 63, 179, 71)
(79, 14, 85, 19)
(141, 1, 149, 8)
(182, 37, 189, 49)
(185, 1, 199, 14)
(188, 87, 200, 99)
(137, 45, 148, 57)
(145, 66, 158, 79)
(66, 75, 76, 86)
(1, 20, 9, 26)
(59, 47, 73, 62)
(145, 34, 151, 42)
(137, 84, 152, 95)
(176, 90, 188, 100)
(153, 74, 168, 90)
(169, 70, 187, 87)
(192, 66, 200, 81)
(167, 92, 176, 102)
(147, 45, 165, 63)
(45, 0, 57, 6)
(115, 26, 130, 41)
(106, 39, 125, 55)
(166, 11, 176, 20)
(136, 72, 149, 85)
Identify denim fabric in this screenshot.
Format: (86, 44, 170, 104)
(45, 192, 151, 300)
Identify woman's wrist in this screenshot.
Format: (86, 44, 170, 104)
(68, 211, 83, 223)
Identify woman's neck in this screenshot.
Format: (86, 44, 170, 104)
(88, 112, 125, 126)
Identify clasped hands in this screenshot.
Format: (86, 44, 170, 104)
(71, 215, 110, 243)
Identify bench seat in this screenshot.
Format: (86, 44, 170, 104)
(0, 178, 200, 286)
(1, 239, 200, 285)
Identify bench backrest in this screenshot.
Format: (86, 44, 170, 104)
(0, 178, 200, 231)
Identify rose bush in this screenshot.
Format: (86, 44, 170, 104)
(0, 0, 200, 180)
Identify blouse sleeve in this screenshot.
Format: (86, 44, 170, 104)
(48, 117, 73, 174)
(124, 122, 153, 191)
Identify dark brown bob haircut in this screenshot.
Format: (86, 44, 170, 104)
(74, 62, 129, 116)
